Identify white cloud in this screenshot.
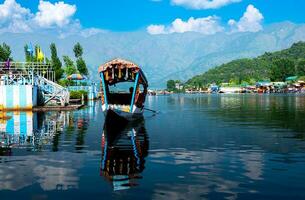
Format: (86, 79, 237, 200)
(171, 0, 242, 9)
(80, 28, 107, 38)
(147, 16, 224, 35)
(147, 25, 167, 35)
(228, 4, 264, 32)
(34, 0, 76, 28)
(0, 0, 104, 37)
(0, 0, 32, 33)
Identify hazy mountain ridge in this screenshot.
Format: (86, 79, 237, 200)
(186, 41, 305, 87)
(1, 22, 305, 87)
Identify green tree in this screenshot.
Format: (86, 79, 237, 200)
(270, 58, 295, 81)
(248, 78, 257, 85)
(34, 45, 40, 61)
(229, 78, 239, 86)
(73, 42, 88, 75)
(296, 59, 305, 76)
(45, 57, 50, 64)
(0, 43, 12, 61)
(76, 57, 88, 75)
(167, 80, 176, 91)
(24, 44, 32, 62)
(50, 43, 64, 81)
(73, 42, 83, 58)
(63, 55, 77, 75)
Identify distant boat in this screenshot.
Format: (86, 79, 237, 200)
(98, 58, 148, 121)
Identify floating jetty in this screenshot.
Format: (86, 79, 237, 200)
(0, 62, 68, 110)
(0, 62, 73, 111)
(33, 105, 84, 112)
(0, 85, 37, 110)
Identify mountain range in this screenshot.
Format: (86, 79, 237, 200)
(186, 41, 305, 87)
(1, 21, 305, 88)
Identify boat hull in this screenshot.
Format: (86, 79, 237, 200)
(104, 107, 143, 123)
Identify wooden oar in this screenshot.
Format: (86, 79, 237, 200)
(144, 108, 159, 114)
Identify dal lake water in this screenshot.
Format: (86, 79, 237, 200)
(0, 94, 305, 200)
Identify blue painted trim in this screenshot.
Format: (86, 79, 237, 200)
(19, 85, 26, 108)
(131, 129, 140, 168)
(100, 73, 108, 108)
(6, 115, 14, 135)
(20, 113, 27, 136)
(130, 73, 140, 112)
(101, 136, 108, 170)
(6, 86, 13, 109)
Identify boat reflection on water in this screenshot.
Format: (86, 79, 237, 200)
(100, 119, 149, 191)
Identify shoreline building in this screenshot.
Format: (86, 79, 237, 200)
(0, 62, 69, 110)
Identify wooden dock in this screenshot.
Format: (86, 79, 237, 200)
(33, 105, 85, 112)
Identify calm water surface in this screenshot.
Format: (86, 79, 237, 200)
(1, 94, 305, 200)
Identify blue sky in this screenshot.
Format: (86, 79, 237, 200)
(0, 0, 305, 36)
(15, 0, 305, 31)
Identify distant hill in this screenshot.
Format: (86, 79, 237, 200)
(186, 41, 305, 87)
(1, 22, 305, 87)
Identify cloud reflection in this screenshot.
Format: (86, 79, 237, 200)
(150, 147, 264, 199)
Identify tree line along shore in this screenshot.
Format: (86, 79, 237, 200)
(167, 41, 305, 94)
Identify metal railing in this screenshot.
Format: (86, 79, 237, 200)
(36, 76, 70, 106)
(0, 62, 55, 83)
(0, 62, 70, 106)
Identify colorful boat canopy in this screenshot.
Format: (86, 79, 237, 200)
(99, 58, 148, 87)
(67, 74, 86, 80)
(98, 58, 139, 72)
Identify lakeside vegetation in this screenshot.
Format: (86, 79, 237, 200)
(70, 90, 88, 100)
(183, 41, 305, 89)
(0, 43, 12, 62)
(0, 42, 89, 84)
(166, 80, 184, 93)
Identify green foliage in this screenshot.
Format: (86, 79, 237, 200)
(73, 42, 88, 76)
(296, 59, 305, 76)
(0, 43, 12, 61)
(70, 90, 88, 99)
(34, 45, 39, 61)
(298, 76, 305, 81)
(45, 57, 50, 64)
(270, 58, 295, 81)
(50, 43, 64, 82)
(63, 55, 77, 76)
(76, 57, 88, 75)
(167, 80, 176, 91)
(58, 79, 75, 87)
(73, 42, 83, 58)
(24, 44, 32, 62)
(167, 80, 183, 92)
(24, 43, 40, 62)
(187, 58, 269, 86)
(186, 42, 305, 86)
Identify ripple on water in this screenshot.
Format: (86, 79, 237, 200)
(0, 95, 305, 199)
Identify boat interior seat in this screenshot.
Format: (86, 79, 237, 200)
(108, 92, 146, 106)
(108, 93, 132, 105)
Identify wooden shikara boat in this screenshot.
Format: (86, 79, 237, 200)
(98, 59, 148, 121)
